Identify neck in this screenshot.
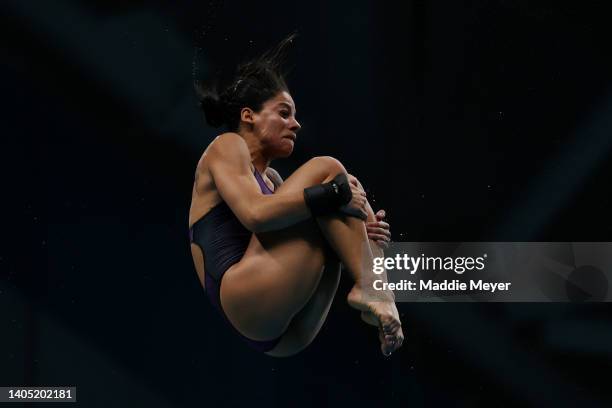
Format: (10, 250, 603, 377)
(239, 130, 271, 174)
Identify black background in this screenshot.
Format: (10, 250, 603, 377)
(2, 0, 612, 406)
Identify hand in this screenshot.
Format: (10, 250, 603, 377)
(367, 209, 391, 248)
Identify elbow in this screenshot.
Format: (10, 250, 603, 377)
(244, 207, 267, 234)
(243, 197, 287, 233)
(246, 205, 281, 234)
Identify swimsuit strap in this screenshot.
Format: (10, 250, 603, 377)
(253, 168, 274, 194)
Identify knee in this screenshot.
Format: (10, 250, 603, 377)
(309, 156, 347, 178)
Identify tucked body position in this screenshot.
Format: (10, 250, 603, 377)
(189, 35, 403, 357)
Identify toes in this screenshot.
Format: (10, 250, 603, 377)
(383, 329, 404, 354)
(380, 334, 400, 356)
(385, 334, 396, 345)
(394, 329, 405, 349)
(385, 334, 401, 347)
(382, 342, 395, 356)
(382, 319, 401, 335)
(370, 305, 405, 356)
(379, 330, 393, 356)
(379, 331, 404, 356)
(381, 341, 393, 356)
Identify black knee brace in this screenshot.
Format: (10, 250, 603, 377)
(303, 173, 367, 220)
(304, 173, 352, 216)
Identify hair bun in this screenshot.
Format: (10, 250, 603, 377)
(200, 93, 226, 128)
(195, 80, 226, 128)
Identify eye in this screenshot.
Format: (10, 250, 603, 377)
(280, 110, 290, 118)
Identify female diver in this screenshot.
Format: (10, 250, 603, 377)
(189, 36, 404, 357)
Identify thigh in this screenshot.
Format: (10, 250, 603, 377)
(273, 156, 347, 194)
(220, 219, 328, 341)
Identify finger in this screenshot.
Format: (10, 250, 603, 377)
(376, 221, 390, 230)
(367, 234, 390, 242)
(366, 228, 390, 238)
(376, 209, 386, 220)
(367, 224, 390, 234)
(366, 227, 391, 238)
(366, 227, 386, 237)
(367, 221, 390, 230)
(352, 187, 366, 197)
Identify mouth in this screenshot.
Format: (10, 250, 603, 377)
(283, 134, 297, 142)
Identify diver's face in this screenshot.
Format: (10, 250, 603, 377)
(253, 91, 301, 158)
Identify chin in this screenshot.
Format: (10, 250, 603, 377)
(273, 142, 294, 158)
(278, 148, 294, 158)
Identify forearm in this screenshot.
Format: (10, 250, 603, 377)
(249, 191, 311, 233)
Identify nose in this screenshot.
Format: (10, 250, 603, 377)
(290, 117, 301, 132)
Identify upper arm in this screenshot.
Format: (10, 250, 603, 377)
(207, 133, 265, 229)
(207, 134, 310, 233)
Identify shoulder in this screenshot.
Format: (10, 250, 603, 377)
(209, 132, 247, 153)
(206, 133, 250, 165)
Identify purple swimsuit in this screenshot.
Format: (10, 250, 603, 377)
(190, 169, 280, 352)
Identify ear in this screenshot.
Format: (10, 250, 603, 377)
(240, 107, 255, 125)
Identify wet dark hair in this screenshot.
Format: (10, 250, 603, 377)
(195, 34, 296, 132)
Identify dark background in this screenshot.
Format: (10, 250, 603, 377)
(2, 0, 612, 406)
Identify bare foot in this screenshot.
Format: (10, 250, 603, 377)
(360, 311, 378, 326)
(348, 285, 404, 356)
(362, 311, 404, 355)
